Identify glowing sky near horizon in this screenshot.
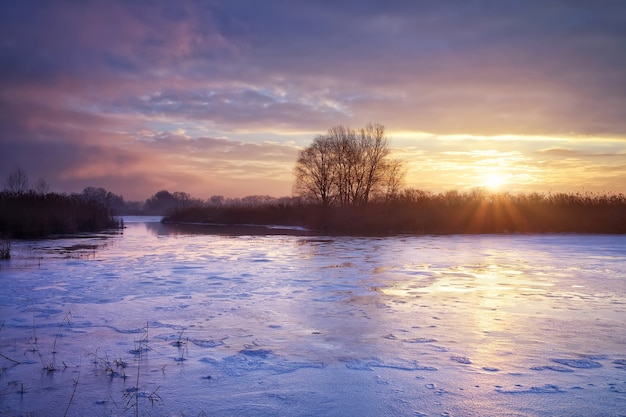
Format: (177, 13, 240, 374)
(1, 1, 625, 200)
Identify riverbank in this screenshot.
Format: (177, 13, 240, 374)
(163, 191, 626, 235)
(0, 191, 122, 239)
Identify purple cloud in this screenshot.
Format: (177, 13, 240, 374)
(1, 1, 625, 197)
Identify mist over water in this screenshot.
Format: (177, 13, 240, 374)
(1, 217, 625, 416)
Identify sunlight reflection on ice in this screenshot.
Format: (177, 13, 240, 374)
(0, 219, 625, 416)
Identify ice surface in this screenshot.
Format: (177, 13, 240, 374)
(551, 358, 603, 369)
(0, 218, 625, 416)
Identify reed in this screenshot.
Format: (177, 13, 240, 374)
(0, 191, 122, 238)
(163, 190, 626, 234)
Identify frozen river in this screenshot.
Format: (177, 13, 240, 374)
(1, 216, 625, 416)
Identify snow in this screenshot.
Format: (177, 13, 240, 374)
(1, 217, 625, 416)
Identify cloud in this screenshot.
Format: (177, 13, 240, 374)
(1, 1, 625, 198)
(537, 147, 626, 158)
(4, 1, 625, 135)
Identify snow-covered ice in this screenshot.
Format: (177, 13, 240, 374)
(1, 217, 625, 416)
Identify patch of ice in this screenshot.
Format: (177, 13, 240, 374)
(200, 349, 325, 376)
(531, 365, 575, 373)
(429, 345, 449, 352)
(551, 358, 603, 369)
(403, 338, 437, 343)
(341, 357, 437, 371)
(240, 348, 274, 358)
(190, 339, 225, 348)
(496, 384, 565, 394)
(450, 356, 472, 364)
(612, 359, 626, 367)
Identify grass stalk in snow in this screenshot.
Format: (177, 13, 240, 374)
(53, 307, 75, 354)
(0, 323, 22, 368)
(124, 322, 163, 416)
(27, 308, 74, 372)
(173, 331, 189, 363)
(63, 366, 80, 417)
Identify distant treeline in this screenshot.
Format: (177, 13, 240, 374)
(0, 191, 122, 238)
(163, 189, 626, 234)
(31, 187, 292, 216)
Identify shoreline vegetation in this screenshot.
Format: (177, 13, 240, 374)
(163, 190, 626, 235)
(0, 191, 122, 241)
(1, 189, 625, 241)
(3, 125, 624, 238)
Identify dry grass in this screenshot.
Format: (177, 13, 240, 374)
(164, 190, 626, 235)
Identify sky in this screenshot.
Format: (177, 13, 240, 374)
(1, 0, 625, 201)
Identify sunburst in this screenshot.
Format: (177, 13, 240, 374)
(482, 173, 506, 190)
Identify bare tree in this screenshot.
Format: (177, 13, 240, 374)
(293, 123, 404, 206)
(208, 195, 225, 206)
(380, 158, 405, 201)
(293, 135, 337, 206)
(5, 167, 30, 193)
(34, 177, 50, 195)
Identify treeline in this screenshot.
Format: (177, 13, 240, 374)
(163, 189, 626, 234)
(3, 165, 298, 218)
(2, 167, 195, 215)
(141, 190, 295, 215)
(0, 191, 122, 239)
(34, 186, 290, 216)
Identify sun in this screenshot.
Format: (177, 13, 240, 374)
(482, 173, 507, 190)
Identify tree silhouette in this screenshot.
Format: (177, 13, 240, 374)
(34, 177, 50, 195)
(4, 167, 30, 194)
(294, 124, 404, 206)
